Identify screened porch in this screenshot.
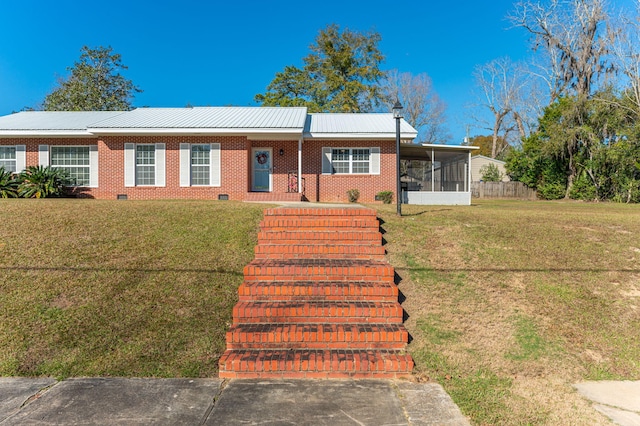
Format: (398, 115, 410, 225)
(399, 144, 477, 205)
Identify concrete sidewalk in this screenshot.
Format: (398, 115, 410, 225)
(575, 381, 640, 426)
(0, 378, 470, 425)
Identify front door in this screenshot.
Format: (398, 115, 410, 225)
(252, 148, 272, 192)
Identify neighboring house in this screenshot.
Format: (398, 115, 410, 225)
(0, 107, 418, 203)
(470, 155, 510, 182)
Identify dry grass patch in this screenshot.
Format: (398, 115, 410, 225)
(376, 200, 640, 425)
(0, 199, 266, 378)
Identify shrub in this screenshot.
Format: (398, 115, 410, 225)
(346, 189, 360, 203)
(479, 163, 504, 182)
(18, 166, 69, 198)
(537, 182, 565, 200)
(0, 167, 19, 198)
(376, 190, 393, 204)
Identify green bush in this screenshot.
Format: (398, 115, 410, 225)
(0, 167, 19, 198)
(569, 174, 598, 201)
(537, 182, 565, 200)
(18, 166, 70, 198)
(479, 163, 504, 182)
(346, 189, 360, 203)
(376, 190, 393, 204)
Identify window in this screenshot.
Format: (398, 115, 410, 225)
(124, 143, 165, 187)
(191, 144, 210, 185)
(136, 145, 155, 186)
(330, 148, 370, 174)
(0, 146, 16, 173)
(179, 143, 220, 187)
(51, 146, 90, 186)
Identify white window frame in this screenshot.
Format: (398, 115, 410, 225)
(38, 145, 97, 187)
(124, 143, 165, 187)
(322, 147, 380, 175)
(50, 146, 91, 187)
(0, 145, 26, 174)
(179, 143, 221, 187)
(135, 144, 156, 186)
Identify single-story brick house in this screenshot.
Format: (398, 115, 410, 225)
(0, 107, 418, 203)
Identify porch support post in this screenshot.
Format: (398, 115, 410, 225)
(467, 151, 471, 193)
(298, 137, 303, 194)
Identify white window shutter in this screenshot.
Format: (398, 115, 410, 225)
(124, 143, 135, 187)
(38, 145, 49, 166)
(322, 147, 332, 174)
(89, 145, 99, 187)
(371, 147, 380, 175)
(179, 143, 190, 187)
(211, 143, 221, 187)
(15, 145, 26, 172)
(155, 143, 166, 187)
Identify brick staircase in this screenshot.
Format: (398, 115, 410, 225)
(218, 207, 413, 379)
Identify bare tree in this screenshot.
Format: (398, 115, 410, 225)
(473, 57, 531, 157)
(509, 0, 614, 100)
(611, 1, 640, 117)
(380, 70, 449, 144)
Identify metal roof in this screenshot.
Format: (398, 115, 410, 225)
(0, 108, 420, 140)
(0, 111, 126, 136)
(88, 107, 309, 132)
(304, 113, 418, 139)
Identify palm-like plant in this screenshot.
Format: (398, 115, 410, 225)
(18, 166, 69, 198)
(0, 167, 19, 198)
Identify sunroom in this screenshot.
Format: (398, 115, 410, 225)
(399, 143, 478, 205)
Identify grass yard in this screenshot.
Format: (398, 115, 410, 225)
(377, 200, 640, 425)
(1, 198, 639, 424)
(0, 199, 266, 379)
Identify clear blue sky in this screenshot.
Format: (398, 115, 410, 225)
(0, 0, 631, 143)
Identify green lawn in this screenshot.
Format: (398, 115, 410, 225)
(377, 200, 640, 425)
(0, 199, 265, 378)
(2, 199, 639, 424)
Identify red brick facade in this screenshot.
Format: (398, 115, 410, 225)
(0, 136, 397, 203)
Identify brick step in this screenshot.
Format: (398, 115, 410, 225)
(218, 349, 414, 379)
(263, 208, 378, 218)
(254, 244, 386, 260)
(237, 280, 399, 302)
(260, 218, 380, 231)
(225, 323, 408, 350)
(245, 192, 303, 202)
(232, 301, 403, 323)
(257, 230, 382, 245)
(243, 260, 394, 282)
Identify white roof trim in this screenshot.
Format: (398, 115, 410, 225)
(0, 130, 96, 137)
(421, 143, 479, 150)
(88, 128, 303, 136)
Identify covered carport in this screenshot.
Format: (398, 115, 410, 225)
(400, 143, 478, 205)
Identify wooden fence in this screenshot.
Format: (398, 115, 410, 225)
(471, 182, 537, 200)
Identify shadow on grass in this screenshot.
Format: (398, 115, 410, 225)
(396, 266, 640, 274)
(0, 265, 244, 276)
